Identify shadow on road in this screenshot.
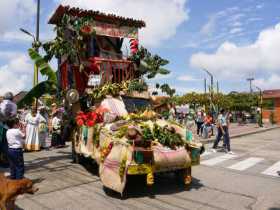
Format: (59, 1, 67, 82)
(269, 208, 280, 210)
(104, 173, 204, 199)
(24, 152, 72, 172)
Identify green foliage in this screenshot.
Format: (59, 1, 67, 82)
(17, 81, 57, 108)
(28, 48, 57, 82)
(43, 14, 96, 64)
(130, 47, 170, 79)
(153, 124, 184, 148)
(172, 92, 259, 112)
(127, 80, 148, 93)
(140, 124, 153, 141)
(158, 83, 176, 97)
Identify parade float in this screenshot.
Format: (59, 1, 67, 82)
(45, 5, 204, 195)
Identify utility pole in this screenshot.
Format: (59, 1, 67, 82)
(20, 0, 40, 109)
(254, 85, 263, 127)
(34, 0, 40, 87)
(247, 78, 254, 93)
(204, 78, 207, 94)
(217, 81, 219, 93)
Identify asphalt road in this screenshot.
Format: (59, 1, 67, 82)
(2, 128, 280, 210)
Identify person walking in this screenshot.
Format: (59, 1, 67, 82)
(212, 109, 234, 154)
(6, 118, 25, 179)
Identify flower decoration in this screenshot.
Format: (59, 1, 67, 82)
(75, 109, 104, 127)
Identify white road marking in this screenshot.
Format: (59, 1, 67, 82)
(227, 157, 264, 171)
(262, 161, 280, 177)
(201, 154, 237, 166)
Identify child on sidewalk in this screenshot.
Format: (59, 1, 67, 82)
(6, 118, 26, 179)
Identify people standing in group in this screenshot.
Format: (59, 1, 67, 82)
(51, 111, 64, 148)
(25, 106, 41, 151)
(195, 109, 204, 136)
(212, 109, 234, 154)
(0, 92, 17, 167)
(6, 118, 25, 179)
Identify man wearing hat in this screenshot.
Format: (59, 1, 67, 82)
(0, 92, 17, 166)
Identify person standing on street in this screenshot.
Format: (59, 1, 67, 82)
(195, 110, 204, 136)
(25, 107, 41, 151)
(0, 92, 17, 167)
(51, 111, 63, 148)
(212, 109, 234, 154)
(6, 118, 25, 179)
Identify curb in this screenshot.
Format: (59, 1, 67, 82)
(200, 126, 280, 144)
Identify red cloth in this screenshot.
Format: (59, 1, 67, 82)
(60, 62, 68, 90)
(73, 66, 87, 94)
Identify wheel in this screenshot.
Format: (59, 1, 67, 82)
(175, 167, 192, 186)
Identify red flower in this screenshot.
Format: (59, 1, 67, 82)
(86, 120, 95, 127)
(76, 119, 84, 126)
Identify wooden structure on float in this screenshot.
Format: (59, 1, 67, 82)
(49, 5, 145, 94)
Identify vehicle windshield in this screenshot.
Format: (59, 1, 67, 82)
(121, 96, 151, 113)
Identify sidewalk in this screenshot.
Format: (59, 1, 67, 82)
(195, 123, 280, 144)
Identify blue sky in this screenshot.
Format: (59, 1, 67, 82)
(0, 0, 280, 95)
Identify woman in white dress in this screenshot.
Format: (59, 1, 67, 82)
(25, 107, 42, 151)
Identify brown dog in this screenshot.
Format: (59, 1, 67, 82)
(0, 173, 38, 210)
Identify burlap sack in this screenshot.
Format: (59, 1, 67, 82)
(99, 142, 132, 194)
(153, 145, 191, 172)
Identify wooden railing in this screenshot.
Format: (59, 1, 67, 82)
(90, 57, 135, 84)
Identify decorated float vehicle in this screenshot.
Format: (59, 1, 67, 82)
(48, 5, 204, 195)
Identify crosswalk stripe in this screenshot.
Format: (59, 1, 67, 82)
(262, 161, 280, 177)
(201, 154, 237, 166)
(227, 157, 264, 171)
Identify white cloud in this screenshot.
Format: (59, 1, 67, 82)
(229, 27, 243, 34)
(0, 0, 36, 40)
(256, 4, 264, 9)
(254, 74, 280, 90)
(200, 15, 217, 35)
(57, 0, 189, 47)
(190, 22, 280, 80)
(177, 75, 200, 81)
(0, 52, 33, 95)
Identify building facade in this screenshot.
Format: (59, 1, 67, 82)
(262, 89, 280, 124)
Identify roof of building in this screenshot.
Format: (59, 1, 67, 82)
(263, 89, 280, 99)
(49, 5, 146, 28)
(13, 91, 28, 103)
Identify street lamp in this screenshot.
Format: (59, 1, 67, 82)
(19, 0, 40, 109)
(254, 85, 263, 127)
(203, 68, 214, 93)
(247, 78, 254, 93)
(20, 28, 36, 42)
